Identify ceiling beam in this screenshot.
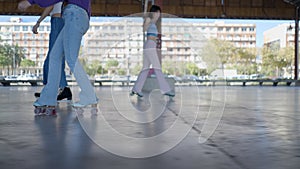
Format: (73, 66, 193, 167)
(0, 0, 296, 20)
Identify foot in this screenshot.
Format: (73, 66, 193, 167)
(72, 102, 98, 115)
(57, 87, 72, 100)
(164, 91, 175, 97)
(130, 90, 144, 97)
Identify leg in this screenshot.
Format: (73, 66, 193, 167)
(42, 54, 49, 85)
(59, 56, 68, 88)
(42, 17, 58, 85)
(63, 5, 97, 105)
(131, 44, 152, 93)
(36, 29, 65, 106)
(52, 17, 68, 89)
(145, 41, 172, 93)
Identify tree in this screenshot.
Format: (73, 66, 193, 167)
(20, 59, 35, 67)
(275, 46, 294, 78)
(106, 60, 119, 68)
(201, 39, 220, 74)
(162, 61, 175, 75)
(260, 43, 291, 78)
(201, 39, 236, 74)
(212, 39, 237, 68)
(105, 60, 119, 74)
(0, 43, 25, 74)
(96, 64, 107, 75)
(186, 62, 199, 75)
(233, 48, 257, 75)
(131, 64, 142, 75)
(79, 59, 107, 76)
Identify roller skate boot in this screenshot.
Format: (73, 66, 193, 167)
(72, 102, 98, 116)
(34, 92, 41, 98)
(33, 102, 57, 116)
(57, 87, 72, 101)
(163, 91, 175, 97)
(130, 90, 144, 97)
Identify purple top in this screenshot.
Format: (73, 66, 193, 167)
(27, 0, 91, 17)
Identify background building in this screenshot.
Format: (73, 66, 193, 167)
(263, 23, 295, 48)
(0, 17, 256, 75)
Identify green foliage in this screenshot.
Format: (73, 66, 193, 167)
(201, 39, 220, 74)
(20, 59, 35, 67)
(261, 44, 294, 77)
(105, 60, 119, 69)
(202, 38, 258, 75)
(234, 48, 258, 74)
(0, 43, 25, 73)
(162, 61, 175, 75)
(186, 62, 199, 75)
(131, 64, 142, 75)
(117, 68, 126, 75)
(96, 64, 107, 74)
(80, 58, 107, 76)
(162, 61, 193, 76)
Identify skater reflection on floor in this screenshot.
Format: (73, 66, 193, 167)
(34, 105, 95, 169)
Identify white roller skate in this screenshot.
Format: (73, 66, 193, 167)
(33, 102, 57, 116)
(163, 91, 175, 101)
(130, 90, 144, 97)
(72, 102, 98, 116)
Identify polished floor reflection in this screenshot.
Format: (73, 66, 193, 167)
(0, 86, 299, 169)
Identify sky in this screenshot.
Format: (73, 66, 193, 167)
(0, 15, 293, 47)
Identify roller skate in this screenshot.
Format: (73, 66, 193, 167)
(72, 102, 98, 116)
(163, 91, 175, 97)
(33, 102, 57, 116)
(163, 91, 175, 102)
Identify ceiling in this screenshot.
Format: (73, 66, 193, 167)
(0, 0, 297, 20)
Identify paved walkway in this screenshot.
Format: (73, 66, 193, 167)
(0, 86, 299, 169)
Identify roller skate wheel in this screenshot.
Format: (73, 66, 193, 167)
(45, 108, 57, 116)
(34, 107, 45, 116)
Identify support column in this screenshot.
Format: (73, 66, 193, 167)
(155, 0, 163, 64)
(295, 7, 299, 80)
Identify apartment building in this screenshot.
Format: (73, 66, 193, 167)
(0, 18, 50, 68)
(263, 23, 295, 48)
(0, 17, 256, 74)
(84, 18, 256, 72)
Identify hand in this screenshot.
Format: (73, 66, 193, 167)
(32, 23, 39, 34)
(18, 0, 31, 11)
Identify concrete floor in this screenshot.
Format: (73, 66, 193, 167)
(0, 85, 300, 169)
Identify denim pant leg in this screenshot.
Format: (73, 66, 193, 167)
(37, 29, 65, 106)
(43, 17, 67, 88)
(63, 5, 97, 105)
